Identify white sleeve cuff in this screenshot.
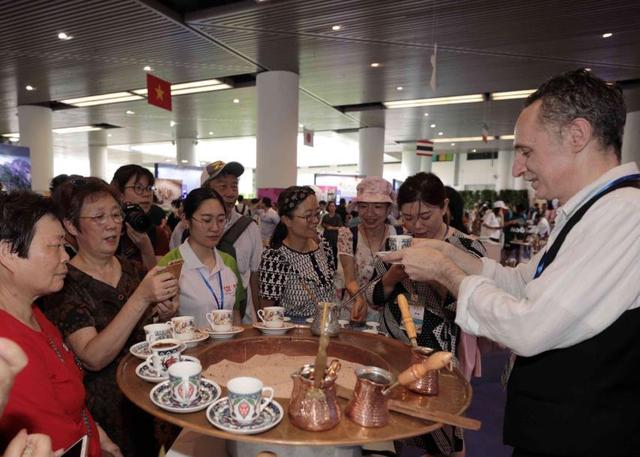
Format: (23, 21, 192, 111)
(480, 257, 498, 279)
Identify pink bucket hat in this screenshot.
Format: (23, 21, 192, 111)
(353, 176, 396, 204)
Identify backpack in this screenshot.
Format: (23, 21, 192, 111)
(181, 216, 255, 261)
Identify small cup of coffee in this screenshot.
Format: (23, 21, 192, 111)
(388, 234, 413, 251)
(257, 306, 285, 328)
(226, 376, 274, 425)
(206, 309, 233, 333)
(146, 338, 184, 374)
(168, 360, 202, 407)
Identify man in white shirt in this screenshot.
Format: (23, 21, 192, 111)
(385, 70, 640, 456)
(534, 214, 551, 239)
(481, 201, 506, 242)
(257, 197, 280, 244)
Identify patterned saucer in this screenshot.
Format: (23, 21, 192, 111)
(252, 322, 295, 336)
(206, 397, 284, 435)
(205, 326, 245, 340)
(135, 355, 200, 383)
(150, 378, 221, 413)
(129, 341, 151, 360)
(181, 329, 210, 348)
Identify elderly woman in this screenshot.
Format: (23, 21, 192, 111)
(0, 191, 121, 457)
(367, 172, 485, 457)
(159, 188, 245, 327)
(42, 177, 179, 457)
(259, 186, 336, 321)
(111, 164, 170, 270)
(337, 177, 400, 323)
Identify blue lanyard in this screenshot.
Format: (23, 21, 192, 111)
(197, 269, 224, 310)
(534, 173, 640, 279)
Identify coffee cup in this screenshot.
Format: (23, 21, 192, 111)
(144, 323, 173, 345)
(168, 360, 202, 407)
(227, 376, 274, 425)
(170, 316, 196, 341)
(257, 306, 285, 328)
(206, 309, 232, 333)
(388, 234, 413, 251)
(146, 338, 184, 374)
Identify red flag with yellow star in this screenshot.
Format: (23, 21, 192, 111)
(146, 73, 172, 111)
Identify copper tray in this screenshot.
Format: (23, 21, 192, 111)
(116, 326, 472, 446)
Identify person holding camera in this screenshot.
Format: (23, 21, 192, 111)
(111, 165, 170, 270)
(41, 177, 179, 457)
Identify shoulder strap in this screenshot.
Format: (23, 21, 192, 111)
(534, 175, 640, 278)
(221, 216, 254, 246)
(350, 226, 358, 253)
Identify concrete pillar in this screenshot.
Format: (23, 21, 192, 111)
(256, 71, 298, 190)
(496, 150, 512, 191)
(17, 105, 53, 193)
(401, 143, 420, 178)
(358, 127, 385, 177)
(176, 138, 197, 166)
(89, 130, 108, 180)
(453, 153, 461, 187)
(420, 154, 432, 173)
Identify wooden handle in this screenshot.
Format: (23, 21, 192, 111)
(396, 352, 454, 386)
(397, 294, 417, 341)
(335, 385, 481, 431)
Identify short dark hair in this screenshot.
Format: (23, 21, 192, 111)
(111, 164, 155, 193)
(183, 187, 227, 221)
(397, 172, 447, 209)
(54, 177, 120, 232)
(170, 198, 182, 209)
(0, 191, 61, 258)
(237, 195, 244, 202)
(525, 69, 626, 160)
(262, 197, 272, 208)
(50, 174, 83, 192)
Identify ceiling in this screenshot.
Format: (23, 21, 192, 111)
(1, 0, 639, 159)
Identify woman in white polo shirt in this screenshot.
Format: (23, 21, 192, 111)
(159, 188, 245, 328)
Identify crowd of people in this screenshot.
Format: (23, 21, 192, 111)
(0, 69, 638, 457)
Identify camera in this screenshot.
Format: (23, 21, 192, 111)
(122, 203, 151, 233)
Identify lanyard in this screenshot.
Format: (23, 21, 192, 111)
(197, 269, 225, 310)
(534, 173, 640, 279)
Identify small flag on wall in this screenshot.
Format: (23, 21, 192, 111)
(416, 140, 434, 157)
(481, 123, 489, 143)
(303, 127, 314, 147)
(147, 73, 172, 111)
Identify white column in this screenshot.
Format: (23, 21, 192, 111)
(401, 143, 420, 178)
(89, 130, 108, 180)
(453, 153, 462, 187)
(358, 127, 385, 177)
(176, 138, 197, 166)
(621, 111, 640, 165)
(496, 150, 512, 191)
(17, 105, 53, 193)
(256, 71, 298, 189)
(420, 155, 432, 173)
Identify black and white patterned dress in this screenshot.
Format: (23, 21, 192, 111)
(259, 240, 337, 319)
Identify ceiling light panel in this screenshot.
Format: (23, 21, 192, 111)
(384, 94, 484, 108)
(53, 126, 102, 134)
(62, 92, 144, 107)
(491, 89, 536, 101)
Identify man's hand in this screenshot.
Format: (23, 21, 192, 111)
(3, 430, 61, 457)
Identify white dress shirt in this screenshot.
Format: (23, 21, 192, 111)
(456, 162, 640, 356)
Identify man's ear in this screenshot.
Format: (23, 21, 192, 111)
(567, 117, 592, 153)
(63, 219, 79, 237)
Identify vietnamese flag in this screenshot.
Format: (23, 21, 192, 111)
(146, 73, 172, 111)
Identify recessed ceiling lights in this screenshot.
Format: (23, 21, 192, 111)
(396, 86, 403, 91)
(385, 93, 484, 108)
(602, 32, 613, 38)
(180, 159, 189, 164)
(8, 137, 19, 143)
(233, 98, 240, 104)
(57, 32, 72, 40)
(107, 133, 112, 137)
(25, 85, 35, 91)
(438, 132, 444, 136)
(164, 159, 172, 162)
(125, 110, 135, 115)
(298, 123, 304, 128)
(585, 68, 592, 72)
(451, 143, 455, 146)
(143, 66, 152, 72)
(208, 131, 214, 135)
(430, 123, 436, 128)
(370, 62, 381, 68)
(170, 121, 176, 127)
(491, 89, 536, 101)
(472, 149, 477, 152)
(331, 25, 342, 31)
(423, 113, 429, 117)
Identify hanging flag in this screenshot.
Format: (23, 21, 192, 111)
(303, 127, 314, 147)
(481, 123, 489, 143)
(429, 43, 438, 94)
(416, 140, 434, 157)
(147, 73, 172, 111)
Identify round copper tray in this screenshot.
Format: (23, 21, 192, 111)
(117, 326, 472, 446)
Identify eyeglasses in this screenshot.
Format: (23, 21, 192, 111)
(78, 211, 124, 225)
(191, 215, 226, 227)
(124, 184, 155, 195)
(294, 211, 322, 223)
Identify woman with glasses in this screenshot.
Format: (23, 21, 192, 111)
(158, 188, 245, 327)
(42, 177, 179, 457)
(337, 177, 400, 323)
(259, 186, 336, 321)
(111, 165, 170, 270)
(365, 172, 485, 457)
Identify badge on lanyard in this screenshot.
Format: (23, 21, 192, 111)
(408, 304, 424, 334)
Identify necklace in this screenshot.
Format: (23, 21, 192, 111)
(360, 225, 386, 254)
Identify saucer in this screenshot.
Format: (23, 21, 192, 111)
(135, 355, 200, 383)
(206, 397, 284, 435)
(205, 326, 245, 340)
(150, 378, 221, 413)
(180, 329, 210, 348)
(129, 341, 151, 360)
(252, 322, 295, 335)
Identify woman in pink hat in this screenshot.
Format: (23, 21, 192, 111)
(337, 177, 402, 323)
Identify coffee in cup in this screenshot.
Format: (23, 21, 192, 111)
(257, 306, 285, 328)
(206, 309, 232, 333)
(226, 376, 274, 425)
(147, 338, 184, 374)
(168, 360, 202, 406)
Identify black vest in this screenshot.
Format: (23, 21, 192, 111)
(505, 176, 640, 456)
